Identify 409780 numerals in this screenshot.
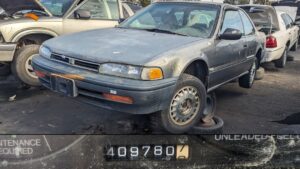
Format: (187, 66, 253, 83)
(104, 145, 189, 161)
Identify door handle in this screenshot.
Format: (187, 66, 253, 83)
(243, 44, 248, 48)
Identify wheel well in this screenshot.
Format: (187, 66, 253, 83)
(286, 41, 290, 48)
(17, 34, 54, 47)
(256, 48, 262, 67)
(183, 60, 208, 86)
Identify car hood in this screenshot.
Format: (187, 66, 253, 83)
(44, 28, 200, 65)
(0, 0, 44, 15)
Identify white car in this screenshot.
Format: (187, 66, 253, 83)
(240, 5, 299, 68)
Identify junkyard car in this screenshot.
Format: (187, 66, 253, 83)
(32, 2, 264, 133)
(0, 0, 139, 85)
(240, 5, 299, 68)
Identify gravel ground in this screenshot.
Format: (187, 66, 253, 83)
(0, 51, 299, 134)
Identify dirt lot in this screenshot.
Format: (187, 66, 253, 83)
(0, 51, 299, 134)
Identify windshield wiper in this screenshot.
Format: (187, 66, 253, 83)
(144, 28, 188, 36)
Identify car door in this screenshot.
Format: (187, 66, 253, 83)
(62, 0, 121, 35)
(238, 9, 257, 73)
(285, 13, 299, 45)
(281, 13, 294, 47)
(210, 9, 246, 87)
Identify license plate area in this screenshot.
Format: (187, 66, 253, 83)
(50, 75, 78, 97)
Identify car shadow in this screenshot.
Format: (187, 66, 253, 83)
(0, 83, 45, 103)
(272, 112, 300, 125)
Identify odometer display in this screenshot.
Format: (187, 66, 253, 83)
(104, 145, 189, 161)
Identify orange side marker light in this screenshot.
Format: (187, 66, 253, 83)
(25, 13, 39, 21)
(102, 93, 133, 104)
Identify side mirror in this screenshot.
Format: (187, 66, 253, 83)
(219, 28, 242, 40)
(74, 9, 91, 20)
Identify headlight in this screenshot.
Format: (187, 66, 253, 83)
(99, 63, 163, 80)
(39, 46, 52, 58)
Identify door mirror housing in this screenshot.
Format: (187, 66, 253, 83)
(219, 28, 242, 40)
(74, 9, 91, 20)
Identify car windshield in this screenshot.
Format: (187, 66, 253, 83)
(120, 2, 220, 38)
(39, 0, 74, 16)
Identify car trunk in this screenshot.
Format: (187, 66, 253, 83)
(240, 6, 280, 36)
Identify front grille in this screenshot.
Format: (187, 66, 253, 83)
(51, 53, 69, 63)
(74, 60, 99, 70)
(50, 53, 100, 72)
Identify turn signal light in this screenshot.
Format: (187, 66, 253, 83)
(25, 13, 39, 21)
(34, 70, 46, 78)
(102, 93, 133, 104)
(266, 36, 277, 48)
(148, 68, 163, 80)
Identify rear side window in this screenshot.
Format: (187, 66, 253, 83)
(221, 10, 244, 34)
(281, 13, 292, 29)
(239, 10, 255, 35)
(286, 14, 294, 24)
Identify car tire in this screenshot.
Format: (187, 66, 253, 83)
(255, 67, 264, 80)
(291, 39, 298, 51)
(153, 73, 206, 134)
(12, 45, 41, 86)
(239, 58, 257, 88)
(202, 92, 217, 123)
(0, 62, 11, 76)
(274, 47, 287, 68)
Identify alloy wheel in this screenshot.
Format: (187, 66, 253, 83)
(169, 86, 201, 126)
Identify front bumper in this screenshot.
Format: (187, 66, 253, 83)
(32, 56, 177, 114)
(0, 43, 17, 62)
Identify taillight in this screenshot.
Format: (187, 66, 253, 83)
(266, 36, 277, 48)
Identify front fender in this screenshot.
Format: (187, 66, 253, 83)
(11, 28, 59, 42)
(173, 53, 209, 78)
(145, 40, 212, 79)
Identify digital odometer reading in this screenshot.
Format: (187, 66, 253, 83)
(104, 145, 189, 161)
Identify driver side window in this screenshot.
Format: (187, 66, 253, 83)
(221, 10, 244, 35)
(77, 0, 119, 20)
